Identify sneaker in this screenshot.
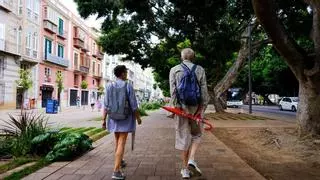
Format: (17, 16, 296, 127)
(112, 171, 125, 180)
(188, 159, 202, 177)
(121, 160, 127, 168)
(180, 168, 191, 179)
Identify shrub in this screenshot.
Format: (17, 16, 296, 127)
(138, 108, 148, 116)
(45, 133, 92, 162)
(0, 136, 12, 158)
(1, 112, 48, 157)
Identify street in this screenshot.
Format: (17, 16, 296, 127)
(239, 105, 296, 120)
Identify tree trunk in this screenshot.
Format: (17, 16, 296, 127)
(211, 92, 225, 112)
(58, 91, 61, 112)
(213, 36, 270, 111)
(297, 80, 320, 135)
(20, 92, 24, 114)
(252, 0, 320, 135)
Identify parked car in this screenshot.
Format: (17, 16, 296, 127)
(279, 97, 298, 112)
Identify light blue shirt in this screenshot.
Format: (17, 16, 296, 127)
(104, 78, 138, 132)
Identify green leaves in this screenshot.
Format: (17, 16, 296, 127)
(16, 69, 32, 91)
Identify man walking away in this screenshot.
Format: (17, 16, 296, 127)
(169, 48, 209, 179)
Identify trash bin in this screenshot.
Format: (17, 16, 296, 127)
(46, 99, 58, 114)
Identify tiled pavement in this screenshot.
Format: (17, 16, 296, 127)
(23, 109, 265, 180)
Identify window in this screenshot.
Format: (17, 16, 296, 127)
(74, 52, 79, 69)
(17, 28, 22, 53)
(25, 32, 32, 56)
(34, 0, 40, 21)
(92, 61, 96, 74)
(45, 67, 51, 76)
(92, 80, 95, 85)
(0, 23, 5, 40)
(18, 0, 23, 15)
(33, 33, 38, 57)
(45, 38, 52, 54)
(0, 57, 4, 79)
(57, 44, 64, 58)
(58, 18, 64, 35)
(26, 0, 32, 18)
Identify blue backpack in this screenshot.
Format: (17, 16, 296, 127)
(176, 63, 201, 106)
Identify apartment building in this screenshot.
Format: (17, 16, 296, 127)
(0, 0, 40, 109)
(38, 0, 70, 108)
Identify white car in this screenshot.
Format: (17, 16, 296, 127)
(279, 97, 298, 112)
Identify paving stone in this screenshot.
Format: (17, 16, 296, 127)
(59, 174, 84, 180)
(22, 173, 49, 180)
(43, 173, 64, 180)
(25, 109, 265, 180)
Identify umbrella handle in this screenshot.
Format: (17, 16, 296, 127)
(203, 119, 213, 131)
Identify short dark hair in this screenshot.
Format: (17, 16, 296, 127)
(114, 65, 127, 78)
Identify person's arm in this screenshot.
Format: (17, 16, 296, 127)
(169, 67, 177, 107)
(102, 85, 109, 129)
(128, 83, 142, 125)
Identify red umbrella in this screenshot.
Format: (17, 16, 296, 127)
(162, 106, 213, 131)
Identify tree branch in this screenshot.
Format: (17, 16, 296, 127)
(252, 0, 307, 79)
(214, 38, 270, 97)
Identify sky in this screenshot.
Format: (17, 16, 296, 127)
(59, 0, 104, 30)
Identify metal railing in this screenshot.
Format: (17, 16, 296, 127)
(44, 52, 69, 67)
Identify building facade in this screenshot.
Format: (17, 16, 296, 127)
(0, 0, 40, 109)
(0, 0, 104, 110)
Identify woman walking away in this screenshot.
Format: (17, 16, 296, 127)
(102, 65, 142, 180)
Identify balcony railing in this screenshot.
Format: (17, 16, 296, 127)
(44, 52, 69, 67)
(74, 38, 84, 48)
(57, 30, 67, 39)
(0, 0, 13, 12)
(79, 65, 89, 74)
(0, 39, 21, 56)
(93, 72, 102, 78)
(43, 20, 57, 34)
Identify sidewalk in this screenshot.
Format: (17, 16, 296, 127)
(23, 109, 265, 180)
(0, 106, 103, 128)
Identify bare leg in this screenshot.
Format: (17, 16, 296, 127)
(188, 142, 200, 161)
(114, 132, 128, 172)
(182, 150, 189, 169)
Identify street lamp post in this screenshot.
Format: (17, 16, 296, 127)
(248, 23, 253, 114)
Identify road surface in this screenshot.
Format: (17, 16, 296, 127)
(238, 105, 296, 120)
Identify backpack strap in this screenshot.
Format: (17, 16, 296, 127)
(125, 82, 131, 110)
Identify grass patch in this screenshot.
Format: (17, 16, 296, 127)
(90, 131, 109, 142)
(72, 127, 95, 134)
(88, 117, 103, 121)
(84, 128, 104, 137)
(138, 108, 148, 116)
(3, 159, 50, 180)
(59, 127, 84, 134)
(59, 127, 71, 131)
(0, 158, 34, 174)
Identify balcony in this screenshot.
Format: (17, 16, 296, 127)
(0, 0, 13, 12)
(80, 65, 89, 73)
(74, 38, 84, 49)
(44, 52, 69, 67)
(93, 72, 102, 79)
(57, 30, 67, 39)
(43, 20, 57, 34)
(81, 43, 90, 52)
(0, 39, 21, 56)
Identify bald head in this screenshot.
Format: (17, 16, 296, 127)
(181, 48, 195, 61)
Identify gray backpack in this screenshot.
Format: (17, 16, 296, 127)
(108, 82, 131, 120)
